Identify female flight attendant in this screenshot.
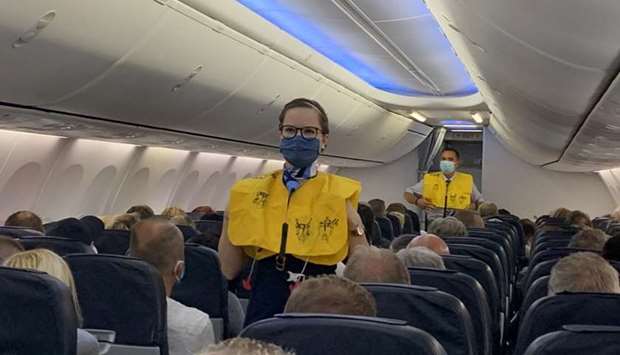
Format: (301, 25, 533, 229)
(218, 98, 369, 325)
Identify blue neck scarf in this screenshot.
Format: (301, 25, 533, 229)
(282, 162, 318, 193)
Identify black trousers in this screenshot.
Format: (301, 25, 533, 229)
(243, 255, 336, 327)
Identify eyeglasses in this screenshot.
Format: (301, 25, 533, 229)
(279, 125, 322, 140)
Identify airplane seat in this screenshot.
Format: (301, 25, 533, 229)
(363, 283, 476, 355)
(200, 213, 224, 222)
(386, 214, 402, 237)
(522, 259, 559, 293)
(406, 209, 421, 234)
(0, 225, 43, 237)
(94, 230, 130, 255)
(0, 266, 78, 355)
(375, 216, 395, 241)
(371, 220, 384, 245)
(468, 229, 515, 274)
(519, 276, 549, 318)
(529, 248, 598, 269)
(487, 221, 523, 266)
(515, 293, 620, 355)
(409, 267, 492, 355)
(240, 313, 447, 355)
(442, 255, 500, 322)
(446, 244, 506, 303)
(194, 220, 223, 237)
(402, 214, 414, 234)
(531, 239, 571, 256)
(175, 224, 199, 242)
(171, 244, 228, 340)
(17, 236, 96, 256)
(523, 325, 620, 355)
(65, 254, 168, 355)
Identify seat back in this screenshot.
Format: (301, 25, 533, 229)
(195, 220, 223, 236)
(403, 214, 414, 234)
(363, 283, 476, 355)
(0, 226, 43, 237)
(523, 325, 620, 355)
(241, 313, 446, 355)
(375, 216, 394, 241)
(18, 236, 95, 256)
(176, 225, 199, 241)
(65, 254, 168, 354)
(94, 229, 131, 255)
(531, 239, 570, 256)
(447, 243, 506, 302)
(520, 276, 549, 317)
(0, 266, 77, 355)
(529, 248, 595, 269)
(445, 237, 508, 285)
(386, 214, 402, 237)
(468, 228, 515, 276)
(406, 209, 421, 234)
(171, 244, 228, 334)
(409, 267, 492, 355)
(442, 255, 500, 318)
(515, 293, 620, 355)
(522, 259, 558, 292)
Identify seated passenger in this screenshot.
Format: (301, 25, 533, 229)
(284, 275, 377, 317)
(454, 209, 485, 229)
(358, 203, 388, 248)
(568, 229, 609, 251)
(548, 252, 620, 295)
(108, 213, 139, 231)
(390, 234, 417, 252)
(161, 207, 186, 220)
(428, 217, 467, 238)
(5, 210, 44, 232)
(192, 206, 214, 215)
(79, 216, 104, 243)
(170, 214, 197, 230)
(386, 203, 408, 215)
(4, 249, 99, 355)
(47, 218, 96, 247)
(343, 246, 410, 285)
(520, 218, 537, 256)
(551, 207, 572, 220)
(603, 236, 620, 262)
(478, 202, 498, 218)
(407, 234, 450, 255)
(126, 205, 155, 220)
(0, 236, 24, 263)
(566, 210, 592, 228)
(128, 219, 215, 355)
(396, 247, 446, 270)
(368, 199, 386, 218)
(208, 338, 294, 355)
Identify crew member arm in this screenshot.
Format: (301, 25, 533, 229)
(346, 201, 369, 254)
(218, 210, 247, 280)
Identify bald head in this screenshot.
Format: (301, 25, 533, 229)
(344, 246, 410, 285)
(408, 234, 450, 255)
(5, 210, 43, 232)
(128, 219, 184, 291)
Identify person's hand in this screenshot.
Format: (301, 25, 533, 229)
(416, 198, 436, 210)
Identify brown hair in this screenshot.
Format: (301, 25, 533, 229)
(278, 98, 329, 134)
(5, 210, 44, 232)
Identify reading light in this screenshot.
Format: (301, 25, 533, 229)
(471, 112, 484, 124)
(410, 112, 427, 123)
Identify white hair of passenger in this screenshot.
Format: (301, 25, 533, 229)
(396, 247, 446, 270)
(548, 252, 620, 295)
(428, 217, 467, 237)
(207, 337, 295, 355)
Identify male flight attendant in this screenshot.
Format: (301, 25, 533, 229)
(404, 147, 483, 216)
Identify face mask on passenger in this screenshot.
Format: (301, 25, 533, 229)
(440, 160, 456, 174)
(279, 135, 321, 169)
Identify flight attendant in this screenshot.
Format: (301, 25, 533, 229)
(404, 147, 483, 215)
(218, 98, 369, 325)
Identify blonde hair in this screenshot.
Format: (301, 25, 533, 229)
(161, 207, 186, 219)
(208, 338, 295, 355)
(4, 249, 83, 325)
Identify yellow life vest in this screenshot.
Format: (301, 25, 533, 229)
(422, 172, 474, 210)
(227, 170, 361, 265)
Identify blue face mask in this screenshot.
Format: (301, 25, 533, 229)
(280, 135, 320, 169)
(440, 160, 456, 174)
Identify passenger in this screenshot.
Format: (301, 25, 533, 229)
(4, 249, 99, 355)
(193, 206, 214, 215)
(161, 207, 186, 219)
(207, 338, 294, 355)
(396, 247, 446, 270)
(386, 203, 408, 215)
(126, 205, 155, 220)
(428, 216, 467, 238)
(551, 207, 571, 220)
(478, 202, 498, 218)
(284, 275, 377, 317)
(219, 98, 368, 326)
(5, 210, 44, 232)
(47, 218, 96, 247)
(568, 229, 609, 251)
(404, 147, 484, 211)
(454, 209, 485, 229)
(520, 218, 537, 256)
(0, 236, 24, 264)
(80, 215, 105, 243)
(390, 234, 417, 252)
(603, 236, 620, 262)
(368, 199, 387, 218)
(548, 252, 620, 295)
(407, 234, 450, 255)
(566, 210, 592, 228)
(343, 246, 410, 285)
(128, 219, 215, 354)
(170, 214, 197, 230)
(109, 213, 139, 231)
